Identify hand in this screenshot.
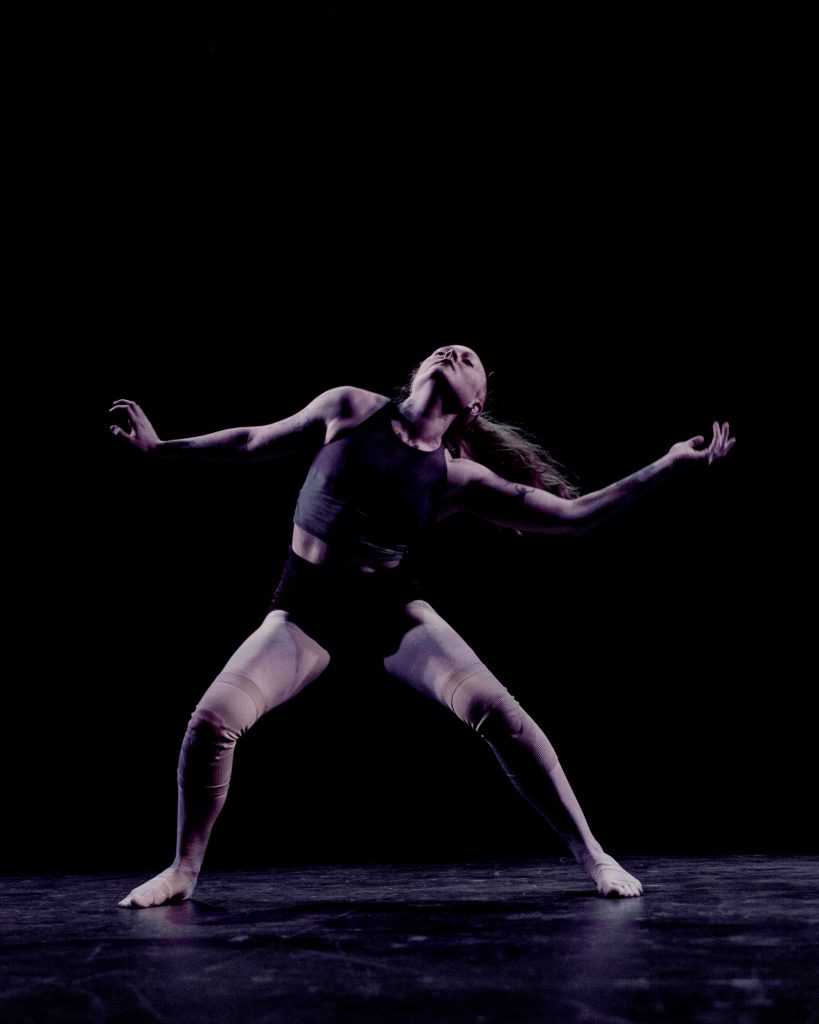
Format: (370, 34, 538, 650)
(109, 399, 160, 453)
(668, 421, 736, 466)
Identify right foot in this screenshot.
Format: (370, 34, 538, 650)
(118, 866, 198, 908)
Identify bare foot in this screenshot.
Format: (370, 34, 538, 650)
(578, 849, 643, 898)
(118, 866, 198, 908)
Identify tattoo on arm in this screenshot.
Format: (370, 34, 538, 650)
(513, 485, 534, 501)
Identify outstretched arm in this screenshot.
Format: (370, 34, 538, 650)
(572, 421, 735, 529)
(447, 421, 736, 533)
(108, 387, 363, 462)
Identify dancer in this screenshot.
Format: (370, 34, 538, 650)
(110, 345, 735, 906)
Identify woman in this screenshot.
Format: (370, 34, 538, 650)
(110, 345, 735, 906)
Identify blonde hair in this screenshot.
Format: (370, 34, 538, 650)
(449, 414, 579, 498)
(395, 358, 579, 498)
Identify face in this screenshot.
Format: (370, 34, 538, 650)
(412, 345, 487, 414)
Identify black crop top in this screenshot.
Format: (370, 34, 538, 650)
(293, 401, 448, 561)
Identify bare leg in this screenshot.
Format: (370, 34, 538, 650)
(384, 601, 643, 898)
(118, 611, 330, 908)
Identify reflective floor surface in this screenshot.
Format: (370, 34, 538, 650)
(2, 855, 817, 1024)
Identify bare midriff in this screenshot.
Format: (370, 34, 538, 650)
(291, 524, 402, 573)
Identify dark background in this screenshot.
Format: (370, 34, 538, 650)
(10, 3, 809, 872)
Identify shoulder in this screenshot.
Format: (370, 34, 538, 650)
(302, 386, 386, 419)
(305, 386, 391, 439)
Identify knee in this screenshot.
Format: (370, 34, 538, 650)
(177, 674, 266, 792)
(470, 692, 526, 744)
(178, 708, 242, 791)
(178, 674, 264, 784)
(184, 671, 266, 748)
(183, 708, 240, 752)
(447, 666, 526, 742)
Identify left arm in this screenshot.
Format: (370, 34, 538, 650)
(574, 420, 735, 530)
(445, 421, 735, 534)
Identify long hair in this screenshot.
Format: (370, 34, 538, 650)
(394, 361, 579, 499)
(451, 414, 579, 498)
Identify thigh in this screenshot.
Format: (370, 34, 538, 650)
(383, 599, 500, 707)
(219, 609, 332, 715)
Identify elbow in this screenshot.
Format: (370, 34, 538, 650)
(565, 498, 593, 535)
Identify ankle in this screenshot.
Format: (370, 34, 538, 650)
(568, 838, 604, 865)
(170, 860, 200, 880)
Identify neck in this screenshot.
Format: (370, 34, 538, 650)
(398, 375, 479, 448)
(395, 387, 458, 450)
(392, 404, 445, 450)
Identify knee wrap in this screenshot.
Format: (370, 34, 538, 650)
(443, 662, 559, 775)
(177, 672, 267, 794)
(444, 663, 525, 741)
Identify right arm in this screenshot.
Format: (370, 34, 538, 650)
(108, 387, 377, 462)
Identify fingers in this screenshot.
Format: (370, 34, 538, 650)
(109, 399, 140, 443)
(707, 421, 736, 463)
(109, 399, 140, 414)
(708, 421, 718, 462)
(684, 436, 709, 461)
(672, 422, 735, 466)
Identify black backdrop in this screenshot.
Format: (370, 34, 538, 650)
(9, 3, 809, 873)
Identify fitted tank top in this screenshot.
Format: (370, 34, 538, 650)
(293, 401, 448, 561)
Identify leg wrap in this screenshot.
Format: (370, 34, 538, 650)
(445, 662, 559, 774)
(177, 671, 267, 796)
(174, 672, 268, 869)
(442, 663, 596, 850)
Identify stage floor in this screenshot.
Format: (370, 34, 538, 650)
(1, 855, 817, 1024)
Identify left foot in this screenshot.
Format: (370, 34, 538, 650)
(578, 849, 643, 898)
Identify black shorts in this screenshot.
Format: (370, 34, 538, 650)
(267, 547, 424, 661)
